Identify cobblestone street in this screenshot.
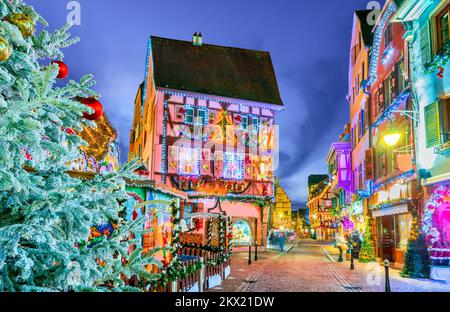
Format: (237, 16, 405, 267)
(208, 240, 450, 292)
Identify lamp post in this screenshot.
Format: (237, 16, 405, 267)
(384, 259, 391, 292)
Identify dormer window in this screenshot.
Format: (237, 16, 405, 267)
(241, 115, 248, 129)
(185, 106, 194, 124)
(249, 115, 259, 132)
(196, 107, 208, 126)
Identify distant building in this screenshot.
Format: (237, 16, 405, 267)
(69, 114, 120, 175)
(273, 178, 292, 230)
(307, 175, 338, 240)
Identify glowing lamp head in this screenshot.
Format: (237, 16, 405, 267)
(383, 132, 401, 146)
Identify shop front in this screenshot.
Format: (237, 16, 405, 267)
(183, 198, 267, 247)
(372, 204, 412, 266)
(423, 183, 450, 281)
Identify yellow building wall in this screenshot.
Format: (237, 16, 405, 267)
(273, 178, 292, 229)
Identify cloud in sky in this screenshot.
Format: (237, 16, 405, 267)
(27, 0, 371, 203)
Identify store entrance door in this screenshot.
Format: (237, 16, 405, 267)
(381, 216, 395, 262)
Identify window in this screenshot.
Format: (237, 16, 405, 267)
(351, 128, 354, 149)
(376, 149, 387, 179)
(185, 107, 194, 124)
(358, 164, 363, 190)
(437, 4, 450, 50)
(359, 110, 365, 138)
(362, 62, 366, 81)
(178, 147, 200, 176)
(250, 116, 259, 131)
(223, 153, 244, 180)
(395, 214, 412, 251)
(364, 104, 369, 131)
(196, 107, 208, 126)
(241, 115, 248, 129)
(184, 206, 193, 227)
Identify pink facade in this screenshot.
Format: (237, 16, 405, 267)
(129, 36, 284, 246)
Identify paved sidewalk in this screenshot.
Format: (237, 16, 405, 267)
(322, 244, 450, 292)
(208, 241, 450, 292)
(206, 244, 294, 292)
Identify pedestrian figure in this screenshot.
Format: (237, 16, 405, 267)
(351, 230, 362, 259)
(278, 232, 286, 251)
(335, 231, 348, 262)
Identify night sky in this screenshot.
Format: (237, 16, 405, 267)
(27, 0, 381, 207)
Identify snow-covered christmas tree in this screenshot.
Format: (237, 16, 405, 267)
(0, 0, 160, 292)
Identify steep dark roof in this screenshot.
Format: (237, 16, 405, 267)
(355, 10, 375, 47)
(308, 175, 329, 187)
(150, 36, 283, 106)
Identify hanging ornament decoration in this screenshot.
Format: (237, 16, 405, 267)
(0, 36, 12, 62)
(437, 67, 444, 79)
(80, 97, 104, 121)
(51, 60, 69, 79)
(6, 13, 35, 38)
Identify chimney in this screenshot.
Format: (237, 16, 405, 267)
(192, 32, 203, 46)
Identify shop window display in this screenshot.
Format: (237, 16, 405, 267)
(231, 220, 252, 246)
(396, 213, 412, 251)
(424, 184, 450, 268)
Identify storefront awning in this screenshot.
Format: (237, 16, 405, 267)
(372, 204, 408, 218)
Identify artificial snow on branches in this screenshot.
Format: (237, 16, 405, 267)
(0, 0, 160, 292)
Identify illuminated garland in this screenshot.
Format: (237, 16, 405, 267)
(141, 37, 152, 116)
(161, 89, 284, 113)
(370, 198, 411, 211)
(368, 2, 396, 86)
(372, 169, 415, 193)
(373, 90, 411, 128)
(161, 100, 168, 182)
(423, 41, 450, 74)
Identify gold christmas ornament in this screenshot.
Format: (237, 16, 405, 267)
(6, 13, 35, 38)
(0, 36, 12, 62)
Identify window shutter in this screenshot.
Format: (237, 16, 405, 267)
(201, 149, 211, 176)
(244, 154, 253, 180)
(420, 22, 431, 66)
(214, 151, 223, 178)
(365, 148, 374, 181)
(424, 102, 441, 148)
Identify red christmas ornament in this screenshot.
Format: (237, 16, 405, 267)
(65, 128, 75, 135)
(437, 67, 444, 79)
(51, 60, 69, 79)
(132, 210, 138, 220)
(80, 97, 104, 121)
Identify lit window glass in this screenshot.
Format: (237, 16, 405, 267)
(178, 147, 200, 175)
(223, 153, 244, 180)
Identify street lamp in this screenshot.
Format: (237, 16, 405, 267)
(383, 131, 401, 146)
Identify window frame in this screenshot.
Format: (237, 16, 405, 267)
(223, 152, 244, 180)
(436, 4, 450, 50)
(178, 147, 201, 176)
(185, 106, 195, 125)
(196, 107, 208, 126)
